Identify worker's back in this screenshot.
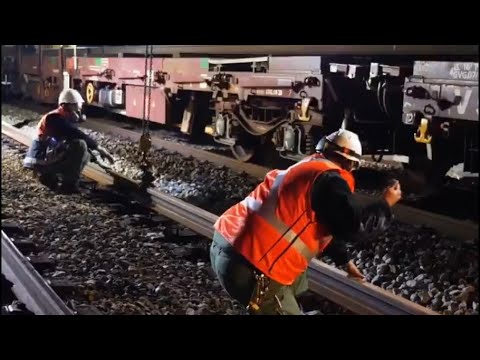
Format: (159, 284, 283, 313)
(215, 155, 355, 285)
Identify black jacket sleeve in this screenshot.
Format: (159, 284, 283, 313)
(45, 114, 98, 150)
(322, 237, 350, 265)
(311, 170, 393, 265)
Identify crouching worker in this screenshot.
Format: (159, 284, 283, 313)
(210, 129, 402, 315)
(23, 88, 114, 193)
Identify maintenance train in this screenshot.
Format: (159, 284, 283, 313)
(2, 45, 478, 184)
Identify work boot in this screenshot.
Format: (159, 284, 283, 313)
(302, 310, 323, 315)
(38, 173, 59, 190)
(58, 182, 81, 194)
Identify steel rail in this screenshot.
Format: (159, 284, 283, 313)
(307, 259, 437, 315)
(1, 230, 74, 315)
(1, 121, 439, 315)
(81, 118, 479, 242)
(4, 96, 479, 241)
(81, 118, 270, 181)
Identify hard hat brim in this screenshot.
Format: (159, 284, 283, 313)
(333, 150, 361, 163)
(325, 139, 362, 161)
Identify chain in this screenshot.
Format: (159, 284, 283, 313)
(142, 45, 154, 134)
(138, 45, 155, 190)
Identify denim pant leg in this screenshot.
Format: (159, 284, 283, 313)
(47, 139, 90, 186)
(209, 232, 307, 315)
(268, 272, 308, 315)
(209, 232, 256, 307)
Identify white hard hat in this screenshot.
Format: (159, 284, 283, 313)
(316, 129, 362, 164)
(58, 88, 84, 105)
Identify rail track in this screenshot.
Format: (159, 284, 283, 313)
(2, 229, 74, 315)
(2, 218, 106, 315)
(79, 117, 478, 242)
(3, 100, 479, 224)
(4, 99, 478, 226)
(2, 120, 444, 315)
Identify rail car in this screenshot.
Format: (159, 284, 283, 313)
(2, 45, 478, 184)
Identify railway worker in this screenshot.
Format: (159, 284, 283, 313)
(23, 88, 114, 193)
(210, 129, 402, 315)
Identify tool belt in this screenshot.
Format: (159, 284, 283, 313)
(246, 271, 285, 315)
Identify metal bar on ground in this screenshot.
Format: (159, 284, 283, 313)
(308, 259, 437, 315)
(81, 119, 269, 180)
(1, 231, 73, 315)
(81, 119, 479, 242)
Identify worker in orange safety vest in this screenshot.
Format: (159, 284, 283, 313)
(210, 129, 402, 315)
(24, 88, 114, 193)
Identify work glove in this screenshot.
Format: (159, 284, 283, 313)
(75, 111, 87, 123)
(346, 260, 365, 282)
(383, 179, 402, 207)
(360, 213, 390, 235)
(96, 146, 115, 164)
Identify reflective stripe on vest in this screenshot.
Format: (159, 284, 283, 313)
(240, 157, 332, 264)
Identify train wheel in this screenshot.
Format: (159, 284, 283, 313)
(85, 82, 95, 104)
(231, 143, 255, 162)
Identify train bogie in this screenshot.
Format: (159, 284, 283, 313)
(200, 56, 328, 162)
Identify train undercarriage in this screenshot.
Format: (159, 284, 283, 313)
(1, 45, 478, 187)
(201, 57, 479, 189)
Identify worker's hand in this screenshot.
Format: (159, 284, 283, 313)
(97, 146, 115, 164)
(346, 260, 365, 282)
(383, 179, 402, 207)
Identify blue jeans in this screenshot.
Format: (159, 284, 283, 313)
(25, 139, 90, 187)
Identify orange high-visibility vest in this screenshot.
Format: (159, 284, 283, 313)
(214, 154, 355, 285)
(37, 106, 67, 138)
